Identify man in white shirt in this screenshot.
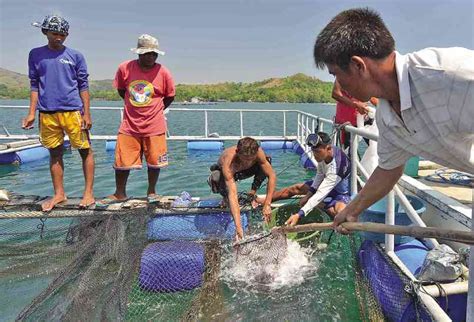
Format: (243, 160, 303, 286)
(313, 8, 474, 234)
(254, 132, 351, 226)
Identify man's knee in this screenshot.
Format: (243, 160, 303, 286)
(78, 148, 93, 158)
(49, 146, 63, 159)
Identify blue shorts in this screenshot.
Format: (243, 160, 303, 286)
(304, 180, 350, 209)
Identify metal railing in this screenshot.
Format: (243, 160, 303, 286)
(0, 105, 297, 141)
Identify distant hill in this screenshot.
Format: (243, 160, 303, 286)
(0, 67, 114, 92)
(0, 68, 30, 88)
(0, 68, 334, 103)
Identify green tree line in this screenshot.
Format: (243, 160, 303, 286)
(0, 73, 335, 103)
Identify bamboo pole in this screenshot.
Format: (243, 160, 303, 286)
(277, 222, 474, 245)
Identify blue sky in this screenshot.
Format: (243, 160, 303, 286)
(1, 0, 473, 84)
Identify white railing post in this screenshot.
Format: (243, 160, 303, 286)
(385, 190, 395, 252)
(311, 119, 315, 135)
(204, 110, 208, 137)
(297, 113, 301, 142)
(305, 116, 309, 139)
(120, 108, 124, 122)
(240, 111, 244, 137)
(283, 111, 287, 138)
(468, 199, 474, 322)
(350, 132, 358, 196)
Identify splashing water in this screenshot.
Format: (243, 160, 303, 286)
(222, 237, 318, 291)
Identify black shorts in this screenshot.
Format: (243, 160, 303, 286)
(207, 156, 272, 197)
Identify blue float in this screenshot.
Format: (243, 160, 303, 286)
(0, 146, 50, 164)
(293, 143, 305, 155)
(147, 211, 248, 240)
(0, 152, 19, 164)
(139, 241, 205, 292)
(260, 140, 294, 150)
(394, 239, 428, 275)
(17, 146, 49, 163)
(359, 195, 426, 244)
(105, 140, 116, 151)
(187, 141, 223, 151)
(299, 154, 316, 169)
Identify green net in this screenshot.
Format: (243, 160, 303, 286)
(0, 197, 437, 321)
(0, 208, 229, 321)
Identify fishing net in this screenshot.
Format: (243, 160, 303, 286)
(0, 196, 246, 322)
(1, 193, 439, 321)
(234, 230, 288, 284)
(356, 240, 433, 321)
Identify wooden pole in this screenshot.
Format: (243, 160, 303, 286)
(277, 222, 474, 245)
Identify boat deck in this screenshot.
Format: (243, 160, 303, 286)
(418, 161, 472, 206)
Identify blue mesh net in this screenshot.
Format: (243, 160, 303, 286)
(358, 240, 433, 321)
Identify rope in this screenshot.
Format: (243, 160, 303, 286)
(405, 281, 423, 321)
(425, 167, 474, 187)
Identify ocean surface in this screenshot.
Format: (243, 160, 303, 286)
(0, 100, 363, 321)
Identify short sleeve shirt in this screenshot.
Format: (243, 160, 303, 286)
(114, 60, 175, 137)
(376, 48, 474, 174)
(335, 90, 357, 126)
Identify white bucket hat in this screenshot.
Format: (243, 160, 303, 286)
(131, 34, 165, 55)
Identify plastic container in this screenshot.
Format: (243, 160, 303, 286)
(404, 156, 420, 177)
(359, 195, 426, 244)
(139, 241, 205, 292)
(187, 141, 223, 151)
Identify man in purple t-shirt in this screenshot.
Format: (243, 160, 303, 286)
(22, 15, 95, 211)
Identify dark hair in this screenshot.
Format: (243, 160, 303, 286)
(236, 137, 259, 156)
(313, 8, 395, 70)
(317, 132, 331, 145)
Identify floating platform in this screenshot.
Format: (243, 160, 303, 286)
(0, 192, 251, 219)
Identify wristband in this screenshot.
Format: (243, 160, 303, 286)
(297, 210, 305, 218)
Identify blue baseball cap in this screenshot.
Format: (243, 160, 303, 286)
(32, 15, 69, 35)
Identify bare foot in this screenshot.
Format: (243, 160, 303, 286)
(42, 195, 67, 212)
(79, 195, 95, 209)
(98, 194, 127, 205)
(147, 193, 161, 203)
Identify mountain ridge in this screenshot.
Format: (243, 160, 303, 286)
(0, 68, 334, 103)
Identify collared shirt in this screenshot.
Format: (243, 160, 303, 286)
(376, 47, 474, 174)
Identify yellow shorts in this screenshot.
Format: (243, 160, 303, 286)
(39, 111, 91, 150)
(114, 133, 168, 170)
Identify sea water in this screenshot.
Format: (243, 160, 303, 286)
(0, 101, 362, 321)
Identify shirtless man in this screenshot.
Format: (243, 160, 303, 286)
(208, 137, 276, 240)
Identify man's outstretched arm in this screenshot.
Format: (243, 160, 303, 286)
(222, 166, 244, 240)
(333, 165, 404, 234)
(260, 156, 276, 222)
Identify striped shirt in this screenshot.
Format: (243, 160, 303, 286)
(376, 48, 474, 174)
